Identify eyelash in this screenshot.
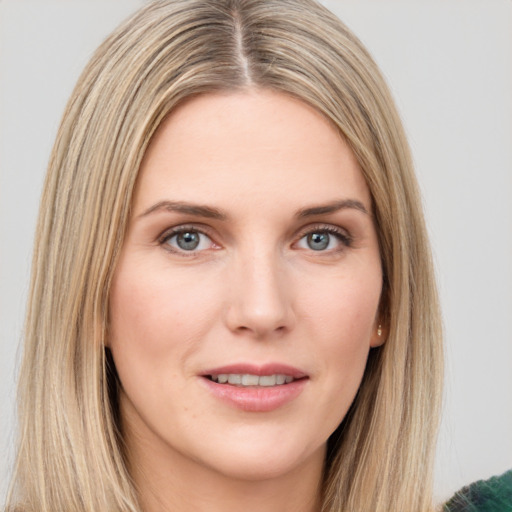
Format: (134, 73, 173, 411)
(158, 225, 216, 256)
(296, 224, 353, 252)
(158, 223, 353, 256)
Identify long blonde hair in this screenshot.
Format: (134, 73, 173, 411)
(7, 1, 443, 511)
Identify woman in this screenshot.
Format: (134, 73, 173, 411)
(6, 0, 501, 510)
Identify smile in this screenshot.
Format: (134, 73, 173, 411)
(208, 374, 295, 387)
(201, 364, 308, 411)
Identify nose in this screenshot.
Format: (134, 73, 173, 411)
(224, 248, 296, 339)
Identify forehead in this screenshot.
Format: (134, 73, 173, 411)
(133, 89, 371, 216)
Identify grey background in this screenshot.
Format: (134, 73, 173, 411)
(1, 0, 511, 503)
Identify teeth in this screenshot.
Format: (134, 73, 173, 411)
(259, 375, 276, 386)
(228, 374, 242, 385)
(242, 374, 260, 386)
(210, 373, 295, 387)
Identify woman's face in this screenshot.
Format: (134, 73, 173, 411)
(109, 90, 384, 482)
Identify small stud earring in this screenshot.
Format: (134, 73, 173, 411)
(377, 324, 382, 337)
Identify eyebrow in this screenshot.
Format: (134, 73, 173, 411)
(138, 200, 227, 220)
(138, 198, 369, 221)
(295, 199, 369, 218)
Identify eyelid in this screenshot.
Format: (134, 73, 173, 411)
(294, 223, 353, 249)
(157, 224, 219, 255)
(156, 222, 352, 255)
(158, 223, 212, 241)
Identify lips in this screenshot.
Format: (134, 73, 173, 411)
(209, 373, 294, 386)
(199, 363, 308, 412)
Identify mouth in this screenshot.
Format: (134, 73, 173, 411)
(200, 364, 308, 412)
(206, 373, 298, 387)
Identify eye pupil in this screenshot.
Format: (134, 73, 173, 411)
(177, 231, 200, 250)
(307, 232, 329, 251)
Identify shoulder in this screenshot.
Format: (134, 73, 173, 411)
(444, 469, 512, 512)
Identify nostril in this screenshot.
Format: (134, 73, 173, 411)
(224, 275, 296, 337)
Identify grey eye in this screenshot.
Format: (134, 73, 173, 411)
(162, 228, 215, 254)
(306, 232, 330, 251)
(176, 231, 200, 250)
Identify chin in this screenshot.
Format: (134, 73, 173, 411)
(193, 434, 326, 483)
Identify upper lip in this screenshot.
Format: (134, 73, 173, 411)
(200, 363, 308, 379)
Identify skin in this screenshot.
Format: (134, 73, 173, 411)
(109, 89, 385, 512)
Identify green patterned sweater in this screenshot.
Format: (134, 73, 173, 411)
(444, 470, 512, 512)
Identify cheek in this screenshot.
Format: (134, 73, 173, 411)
(109, 260, 218, 346)
(107, 259, 226, 424)
(107, 262, 224, 404)
(299, 266, 381, 342)
(297, 269, 381, 413)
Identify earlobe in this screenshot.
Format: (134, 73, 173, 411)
(370, 322, 387, 347)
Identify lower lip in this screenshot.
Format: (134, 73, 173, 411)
(201, 377, 307, 412)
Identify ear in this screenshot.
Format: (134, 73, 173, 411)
(370, 320, 387, 348)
